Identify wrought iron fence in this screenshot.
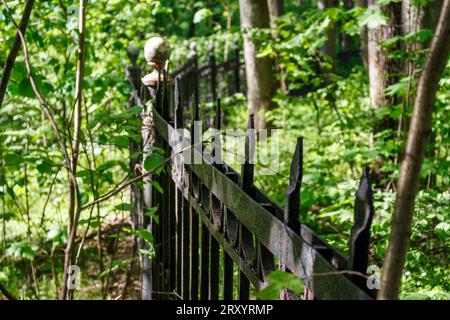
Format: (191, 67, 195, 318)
(125, 39, 376, 300)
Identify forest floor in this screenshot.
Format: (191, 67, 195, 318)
(73, 221, 141, 300)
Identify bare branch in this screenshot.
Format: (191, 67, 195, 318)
(0, 0, 35, 110)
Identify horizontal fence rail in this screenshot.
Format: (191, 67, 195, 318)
(125, 39, 376, 300)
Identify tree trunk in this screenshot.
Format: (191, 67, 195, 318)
(379, 0, 450, 299)
(400, 0, 442, 187)
(318, 0, 338, 69)
(267, 0, 284, 28)
(423, 0, 444, 46)
(239, 0, 277, 129)
(356, 0, 369, 71)
(341, 0, 355, 57)
(61, 0, 87, 300)
(0, 0, 35, 110)
(368, 1, 401, 109)
(68, 0, 87, 235)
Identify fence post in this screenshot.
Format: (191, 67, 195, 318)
(141, 36, 172, 299)
(125, 44, 150, 300)
(208, 96, 222, 300)
(189, 42, 200, 300)
(348, 167, 375, 296)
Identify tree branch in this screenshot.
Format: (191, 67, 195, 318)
(0, 0, 35, 110)
(0, 281, 16, 300)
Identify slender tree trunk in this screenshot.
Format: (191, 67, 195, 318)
(341, 0, 355, 57)
(68, 0, 87, 235)
(0, 0, 35, 110)
(399, 0, 442, 186)
(379, 0, 450, 299)
(239, 0, 277, 129)
(61, 0, 87, 300)
(356, 0, 369, 71)
(267, 0, 284, 28)
(367, 0, 400, 110)
(367, 0, 401, 132)
(423, 0, 444, 46)
(318, 0, 338, 69)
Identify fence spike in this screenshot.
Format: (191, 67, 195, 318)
(284, 137, 303, 234)
(215, 96, 221, 131)
(348, 167, 375, 291)
(241, 113, 255, 193)
(174, 76, 183, 129)
(212, 97, 222, 167)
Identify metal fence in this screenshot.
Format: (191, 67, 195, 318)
(125, 40, 376, 300)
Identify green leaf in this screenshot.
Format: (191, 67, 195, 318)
(80, 193, 90, 206)
(10, 61, 27, 82)
(18, 78, 34, 98)
(0, 212, 16, 221)
(137, 228, 154, 245)
(113, 135, 129, 148)
(256, 283, 283, 300)
(3, 153, 22, 166)
(402, 293, 431, 300)
(386, 81, 408, 97)
(36, 158, 57, 174)
(110, 106, 142, 120)
(150, 180, 164, 194)
(20, 246, 36, 261)
(257, 271, 304, 300)
(115, 203, 133, 211)
(266, 271, 304, 292)
(358, 7, 388, 30)
(46, 224, 66, 244)
(144, 153, 165, 174)
(144, 205, 159, 224)
(378, 0, 401, 4)
(193, 8, 212, 24)
(405, 29, 433, 43)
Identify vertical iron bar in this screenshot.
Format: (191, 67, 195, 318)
(348, 167, 375, 296)
(208, 46, 220, 300)
(238, 114, 256, 300)
(189, 45, 200, 300)
(200, 190, 210, 299)
(284, 137, 303, 234)
(222, 252, 234, 300)
(168, 78, 176, 297)
(174, 77, 190, 299)
(279, 137, 303, 300)
(189, 204, 199, 299)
